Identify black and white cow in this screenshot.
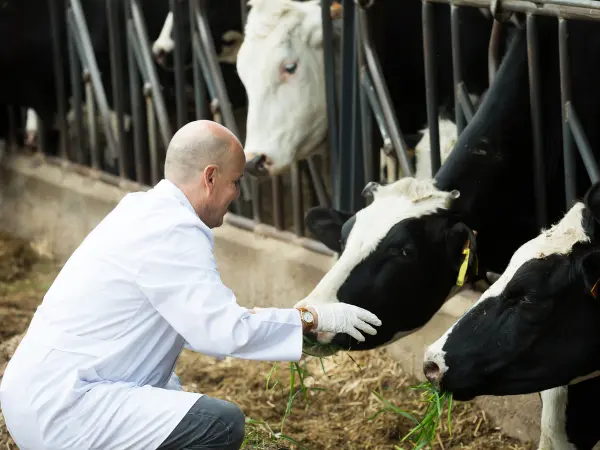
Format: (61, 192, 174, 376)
(236, 0, 496, 176)
(422, 182, 600, 450)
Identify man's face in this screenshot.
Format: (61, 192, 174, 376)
(205, 146, 245, 228)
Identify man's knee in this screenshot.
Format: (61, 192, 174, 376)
(210, 397, 245, 447)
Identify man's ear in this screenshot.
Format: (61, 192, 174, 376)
(305, 207, 354, 252)
(578, 249, 600, 297)
(203, 165, 218, 193)
(445, 222, 478, 279)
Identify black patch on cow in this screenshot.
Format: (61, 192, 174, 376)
(439, 246, 600, 401)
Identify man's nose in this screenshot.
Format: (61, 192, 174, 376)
(423, 360, 442, 387)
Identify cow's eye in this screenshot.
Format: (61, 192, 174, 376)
(389, 247, 409, 257)
(283, 62, 297, 74)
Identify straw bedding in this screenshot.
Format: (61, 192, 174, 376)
(0, 233, 534, 449)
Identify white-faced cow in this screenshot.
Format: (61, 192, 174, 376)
(423, 182, 600, 450)
(236, 0, 495, 176)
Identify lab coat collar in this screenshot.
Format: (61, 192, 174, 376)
(152, 179, 215, 247)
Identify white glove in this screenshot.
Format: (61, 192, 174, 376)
(309, 303, 382, 342)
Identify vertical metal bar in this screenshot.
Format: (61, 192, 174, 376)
(359, 8, 412, 177)
(272, 176, 284, 230)
(85, 76, 100, 169)
(291, 162, 304, 236)
(106, 0, 128, 177)
(338, 0, 356, 211)
(423, 0, 441, 177)
(307, 156, 331, 207)
(321, 0, 340, 207)
(357, 46, 373, 184)
(171, 0, 187, 129)
(567, 103, 600, 183)
(68, 0, 119, 160)
(48, 0, 69, 160)
(488, 20, 502, 85)
(240, 0, 248, 27)
(193, 0, 253, 205)
(146, 88, 160, 185)
(526, 13, 547, 230)
(350, 8, 365, 211)
(558, 17, 576, 208)
(126, 19, 147, 184)
(67, 11, 85, 165)
(451, 5, 466, 135)
(130, 0, 173, 148)
(190, 27, 209, 120)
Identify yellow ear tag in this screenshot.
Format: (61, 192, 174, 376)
(591, 278, 600, 298)
(456, 243, 471, 287)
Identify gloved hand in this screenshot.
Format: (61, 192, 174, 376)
(308, 303, 382, 342)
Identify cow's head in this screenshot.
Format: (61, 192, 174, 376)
(295, 177, 479, 355)
(423, 182, 600, 401)
(237, 0, 341, 176)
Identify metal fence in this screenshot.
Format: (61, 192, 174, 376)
(5, 0, 600, 257)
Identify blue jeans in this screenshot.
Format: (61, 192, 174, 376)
(157, 396, 245, 449)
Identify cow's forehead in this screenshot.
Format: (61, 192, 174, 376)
(342, 179, 455, 264)
(476, 201, 590, 306)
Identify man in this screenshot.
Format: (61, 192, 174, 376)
(0, 120, 382, 450)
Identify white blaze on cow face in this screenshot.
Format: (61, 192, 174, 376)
(424, 201, 591, 390)
(237, 0, 331, 175)
(296, 177, 460, 346)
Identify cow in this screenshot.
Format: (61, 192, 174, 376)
(236, 0, 495, 176)
(422, 182, 600, 450)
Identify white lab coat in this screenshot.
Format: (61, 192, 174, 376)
(0, 179, 303, 450)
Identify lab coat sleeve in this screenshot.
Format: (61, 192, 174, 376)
(136, 222, 303, 362)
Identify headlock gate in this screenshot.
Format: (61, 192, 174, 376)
(2, 0, 600, 256)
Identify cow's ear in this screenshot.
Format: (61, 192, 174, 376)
(445, 222, 479, 282)
(578, 249, 600, 298)
(584, 182, 600, 224)
(305, 207, 354, 252)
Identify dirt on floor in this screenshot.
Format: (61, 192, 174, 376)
(0, 233, 535, 450)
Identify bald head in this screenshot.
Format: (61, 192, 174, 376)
(164, 120, 243, 185)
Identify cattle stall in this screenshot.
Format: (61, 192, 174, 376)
(1, 0, 600, 261)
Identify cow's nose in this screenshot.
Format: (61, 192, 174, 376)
(423, 360, 441, 386)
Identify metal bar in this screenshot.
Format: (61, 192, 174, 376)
(567, 102, 600, 183)
(338, 0, 356, 211)
(457, 82, 475, 122)
(130, 0, 173, 149)
(423, 1, 441, 177)
(358, 8, 413, 176)
(66, 10, 85, 165)
(190, 25, 208, 120)
(357, 33, 373, 184)
(106, 0, 128, 177)
(307, 155, 330, 207)
(425, 0, 600, 22)
(145, 86, 160, 185)
(223, 213, 335, 257)
(360, 67, 393, 156)
(193, 0, 252, 203)
(171, 0, 187, 129)
(48, 0, 69, 160)
(526, 13, 547, 230)
(451, 5, 466, 135)
(350, 8, 365, 210)
(85, 75, 100, 169)
(240, 0, 248, 26)
(272, 176, 284, 230)
(126, 18, 147, 184)
(488, 20, 502, 85)
(68, 0, 118, 160)
(321, 0, 340, 206)
(558, 17, 576, 208)
(251, 179, 261, 222)
(290, 161, 304, 236)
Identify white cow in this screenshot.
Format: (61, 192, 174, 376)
(236, 0, 335, 175)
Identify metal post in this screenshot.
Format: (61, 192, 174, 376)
(171, 0, 188, 129)
(451, 5, 466, 135)
(526, 13, 547, 229)
(423, 0, 441, 177)
(558, 17, 576, 208)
